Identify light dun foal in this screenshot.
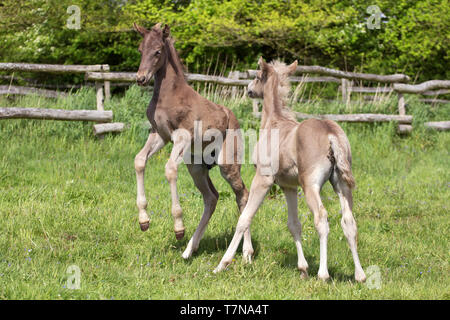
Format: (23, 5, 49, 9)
(214, 58, 366, 282)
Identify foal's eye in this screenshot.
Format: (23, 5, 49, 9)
(155, 50, 161, 56)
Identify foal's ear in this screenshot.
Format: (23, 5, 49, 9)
(258, 56, 266, 68)
(152, 22, 163, 30)
(133, 23, 148, 37)
(287, 60, 298, 75)
(162, 24, 170, 39)
(258, 56, 271, 74)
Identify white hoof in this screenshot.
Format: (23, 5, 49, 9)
(213, 260, 230, 273)
(181, 249, 192, 260)
(318, 270, 330, 281)
(298, 267, 309, 279)
(181, 240, 198, 260)
(242, 250, 253, 264)
(355, 270, 367, 283)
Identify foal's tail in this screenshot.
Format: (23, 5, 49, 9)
(328, 133, 356, 189)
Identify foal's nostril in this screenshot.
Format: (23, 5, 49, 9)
(248, 90, 254, 97)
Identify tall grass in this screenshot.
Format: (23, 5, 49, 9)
(0, 86, 448, 299)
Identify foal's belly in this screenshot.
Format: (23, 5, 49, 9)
(273, 149, 299, 189)
(275, 165, 299, 189)
(275, 170, 299, 189)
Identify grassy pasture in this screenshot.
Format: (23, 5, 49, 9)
(0, 86, 448, 299)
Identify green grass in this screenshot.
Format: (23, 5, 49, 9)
(0, 86, 449, 299)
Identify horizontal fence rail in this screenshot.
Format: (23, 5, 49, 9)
(0, 107, 113, 122)
(424, 121, 450, 131)
(0, 63, 110, 73)
(393, 80, 450, 93)
(0, 85, 67, 98)
(85, 71, 253, 86)
(93, 122, 126, 136)
(295, 66, 411, 83)
(248, 66, 411, 83)
(85, 72, 343, 86)
(253, 112, 413, 124)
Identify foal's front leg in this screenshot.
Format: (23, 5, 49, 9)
(214, 172, 274, 273)
(135, 132, 166, 231)
(165, 130, 192, 240)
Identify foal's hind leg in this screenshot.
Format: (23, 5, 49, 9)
(135, 131, 166, 231)
(330, 172, 366, 282)
(219, 164, 253, 263)
(283, 187, 309, 278)
(182, 164, 219, 259)
(303, 182, 330, 281)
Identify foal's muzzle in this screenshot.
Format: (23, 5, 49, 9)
(136, 75, 146, 86)
(136, 71, 153, 86)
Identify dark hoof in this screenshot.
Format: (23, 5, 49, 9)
(175, 230, 185, 240)
(140, 221, 149, 232)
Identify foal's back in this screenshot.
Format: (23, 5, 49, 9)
(152, 81, 233, 140)
(273, 117, 352, 190)
(296, 118, 353, 189)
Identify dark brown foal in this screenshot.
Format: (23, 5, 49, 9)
(133, 23, 253, 261)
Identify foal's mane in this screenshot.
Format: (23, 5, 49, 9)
(164, 36, 187, 77)
(269, 60, 296, 121)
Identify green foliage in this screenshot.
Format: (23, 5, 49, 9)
(0, 1, 448, 80)
(0, 0, 140, 72)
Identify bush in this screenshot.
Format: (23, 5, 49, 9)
(0, 0, 448, 81)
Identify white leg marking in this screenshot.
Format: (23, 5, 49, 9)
(135, 132, 165, 230)
(214, 173, 274, 273)
(284, 188, 309, 278)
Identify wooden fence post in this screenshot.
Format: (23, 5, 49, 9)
(95, 81, 105, 139)
(228, 71, 240, 99)
(104, 81, 111, 102)
(95, 82, 104, 111)
(341, 78, 347, 102)
(252, 100, 260, 114)
(341, 79, 352, 105)
(397, 93, 412, 134)
(397, 93, 405, 115)
(102, 64, 111, 102)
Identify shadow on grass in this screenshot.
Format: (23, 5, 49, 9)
(171, 229, 355, 282)
(281, 251, 355, 283)
(170, 230, 261, 265)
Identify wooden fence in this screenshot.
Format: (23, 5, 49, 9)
(0, 63, 118, 137)
(85, 67, 448, 133)
(1, 62, 449, 134)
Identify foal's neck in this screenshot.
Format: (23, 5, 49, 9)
(153, 39, 187, 97)
(261, 76, 286, 128)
